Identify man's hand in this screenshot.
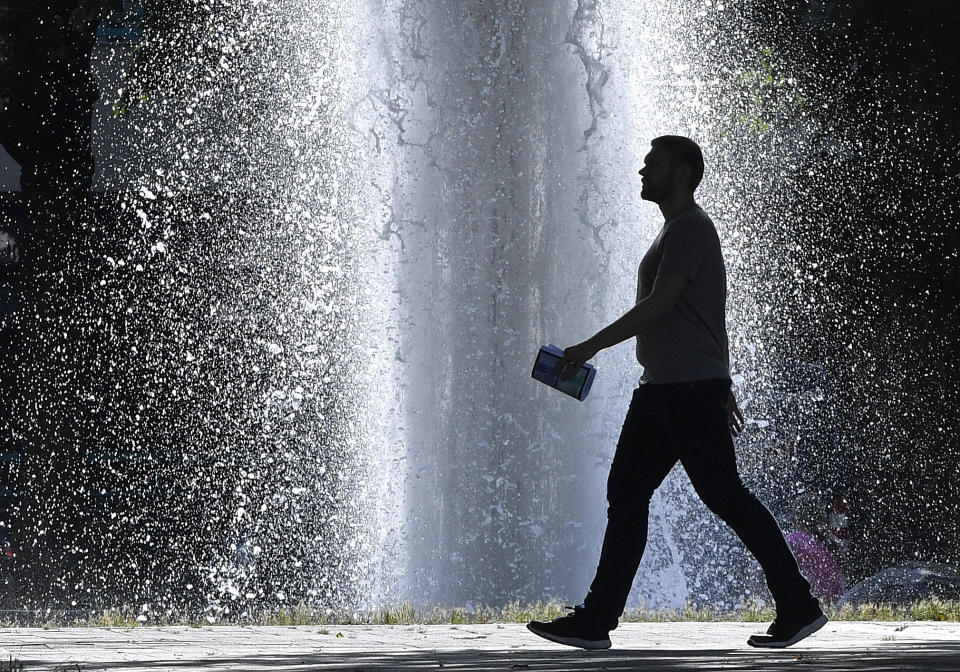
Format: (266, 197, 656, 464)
(552, 340, 599, 381)
(726, 390, 744, 437)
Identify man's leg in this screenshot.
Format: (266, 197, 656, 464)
(527, 386, 677, 649)
(677, 379, 815, 611)
(675, 379, 826, 647)
(581, 385, 678, 626)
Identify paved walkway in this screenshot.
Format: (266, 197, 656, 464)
(2, 621, 959, 671)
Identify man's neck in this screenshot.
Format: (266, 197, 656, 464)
(658, 194, 698, 222)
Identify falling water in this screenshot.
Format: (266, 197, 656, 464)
(8, 0, 901, 616)
(355, 0, 795, 610)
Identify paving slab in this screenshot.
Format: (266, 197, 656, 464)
(2, 621, 959, 671)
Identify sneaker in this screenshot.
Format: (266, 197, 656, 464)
(747, 606, 828, 648)
(526, 605, 612, 650)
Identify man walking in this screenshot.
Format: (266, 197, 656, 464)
(527, 136, 826, 650)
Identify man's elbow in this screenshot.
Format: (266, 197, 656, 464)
(645, 289, 683, 316)
(649, 274, 688, 314)
(632, 294, 676, 333)
(645, 294, 678, 319)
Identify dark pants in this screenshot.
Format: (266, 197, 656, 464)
(582, 378, 815, 625)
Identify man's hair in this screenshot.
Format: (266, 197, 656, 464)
(651, 135, 704, 191)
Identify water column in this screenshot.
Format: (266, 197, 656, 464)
(359, 0, 776, 609)
(355, 0, 596, 606)
(353, 0, 676, 607)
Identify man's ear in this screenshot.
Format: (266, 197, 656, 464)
(674, 163, 692, 186)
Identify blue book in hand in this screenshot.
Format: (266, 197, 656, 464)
(532, 344, 597, 401)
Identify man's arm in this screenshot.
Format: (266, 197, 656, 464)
(554, 272, 688, 378)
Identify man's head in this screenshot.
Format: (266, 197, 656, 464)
(639, 135, 704, 203)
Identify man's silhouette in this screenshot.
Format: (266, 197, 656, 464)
(527, 136, 826, 649)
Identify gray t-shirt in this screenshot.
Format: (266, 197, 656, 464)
(636, 205, 730, 384)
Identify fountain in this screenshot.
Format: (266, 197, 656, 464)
(0, 0, 806, 615)
(3, 0, 954, 619)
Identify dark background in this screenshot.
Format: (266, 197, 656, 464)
(0, 0, 958, 610)
(743, 1, 960, 580)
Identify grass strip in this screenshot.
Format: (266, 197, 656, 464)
(2, 599, 959, 628)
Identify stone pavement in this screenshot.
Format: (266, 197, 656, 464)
(2, 621, 959, 671)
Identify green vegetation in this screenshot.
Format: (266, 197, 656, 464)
(1, 599, 958, 628)
(721, 45, 808, 137)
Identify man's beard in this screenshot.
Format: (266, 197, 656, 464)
(640, 183, 667, 203)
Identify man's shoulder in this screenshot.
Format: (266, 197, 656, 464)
(664, 207, 717, 240)
(669, 205, 714, 227)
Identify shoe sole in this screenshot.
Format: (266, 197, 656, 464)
(747, 614, 828, 648)
(526, 622, 612, 650)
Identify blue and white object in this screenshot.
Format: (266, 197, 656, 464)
(532, 344, 597, 401)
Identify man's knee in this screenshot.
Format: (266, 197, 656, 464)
(606, 477, 655, 519)
(697, 482, 758, 521)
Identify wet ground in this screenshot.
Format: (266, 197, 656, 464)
(2, 621, 959, 671)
